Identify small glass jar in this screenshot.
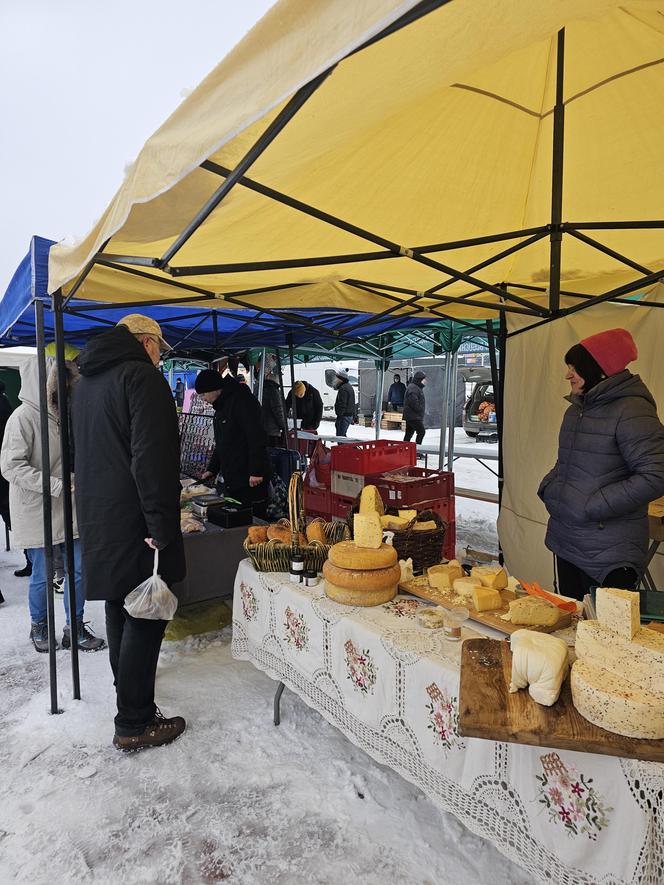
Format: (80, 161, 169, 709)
(289, 569, 303, 584)
(291, 554, 305, 574)
(443, 606, 469, 641)
(304, 571, 319, 587)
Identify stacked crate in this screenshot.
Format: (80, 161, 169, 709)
(330, 440, 417, 519)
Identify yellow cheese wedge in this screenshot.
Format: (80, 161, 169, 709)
(380, 515, 409, 531)
(471, 565, 508, 590)
(413, 520, 437, 531)
(427, 562, 464, 591)
(453, 577, 481, 598)
(353, 512, 383, 549)
(471, 585, 503, 612)
(359, 485, 385, 516)
(398, 509, 417, 522)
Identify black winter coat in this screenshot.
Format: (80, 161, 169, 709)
(403, 381, 426, 422)
(261, 378, 287, 438)
(539, 371, 664, 581)
(334, 380, 355, 418)
(285, 382, 324, 430)
(72, 327, 185, 601)
(208, 376, 270, 488)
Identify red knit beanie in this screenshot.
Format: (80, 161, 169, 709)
(579, 328, 637, 377)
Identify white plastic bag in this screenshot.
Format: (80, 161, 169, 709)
(124, 549, 179, 620)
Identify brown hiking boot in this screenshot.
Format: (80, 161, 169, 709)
(113, 708, 186, 752)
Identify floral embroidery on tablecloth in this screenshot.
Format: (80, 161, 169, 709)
(344, 640, 377, 694)
(425, 682, 462, 752)
(284, 606, 309, 651)
(536, 752, 612, 839)
(383, 598, 421, 619)
(240, 582, 258, 621)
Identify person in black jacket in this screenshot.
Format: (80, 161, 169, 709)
(403, 371, 427, 444)
(387, 374, 406, 409)
(333, 370, 355, 437)
(196, 369, 271, 517)
(72, 315, 186, 752)
(256, 356, 287, 447)
(285, 380, 323, 431)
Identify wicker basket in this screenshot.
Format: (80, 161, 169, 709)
(345, 494, 447, 574)
(244, 472, 349, 573)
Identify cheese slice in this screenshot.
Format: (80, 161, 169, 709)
(380, 515, 409, 531)
(471, 565, 508, 590)
(427, 562, 464, 591)
(353, 512, 383, 549)
(571, 659, 664, 739)
(596, 587, 640, 640)
(471, 585, 502, 612)
(453, 577, 481, 598)
(359, 485, 385, 516)
(508, 596, 560, 628)
(412, 520, 437, 531)
(575, 620, 664, 698)
(398, 509, 418, 522)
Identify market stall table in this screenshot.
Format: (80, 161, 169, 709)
(232, 559, 664, 885)
(172, 522, 248, 605)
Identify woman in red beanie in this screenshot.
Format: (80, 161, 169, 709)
(538, 328, 664, 600)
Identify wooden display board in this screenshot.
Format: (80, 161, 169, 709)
(458, 638, 664, 763)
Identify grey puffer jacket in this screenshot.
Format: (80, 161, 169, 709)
(403, 381, 425, 422)
(538, 371, 664, 582)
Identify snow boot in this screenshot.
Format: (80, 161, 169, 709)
(15, 554, 32, 578)
(113, 709, 186, 752)
(0, 588, 4, 605)
(62, 623, 106, 652)
(30, 621, 57, 653)
(53, 575, 65, 595)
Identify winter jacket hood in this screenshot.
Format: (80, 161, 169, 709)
(77, 325, 152, 377)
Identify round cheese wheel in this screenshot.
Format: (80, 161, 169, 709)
(328, 540, 397, 571)
(323, 560, 401, 591)
(324, 580, 397, 607)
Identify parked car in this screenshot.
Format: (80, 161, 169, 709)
(461, 367, 498, 438)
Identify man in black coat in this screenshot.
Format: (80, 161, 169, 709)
(72, 315, 186, 752)
(333, 370, 355, 437)
(285, 380, 323, 431)
(403, 370, 427, 444)
(196, 369, 271, 518)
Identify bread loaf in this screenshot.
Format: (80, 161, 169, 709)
(306, 520, 327, 544)
(323, 560, 401, 592)
(247, 525, 268, 544)
(325, 580, 396, 607)
(328, 541, 397, 570)
(267, 524, 293, 545)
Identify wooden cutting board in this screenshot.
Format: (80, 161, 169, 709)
(398, 576, 572, 635)
(458, 638, 664, 762)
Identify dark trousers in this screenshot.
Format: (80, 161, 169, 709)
(267, 434, 283, 448)
(105, 600, 167, 736)
(404, 419, 425, 445)
(555, 556, 638, 602)
(335, 415, 353, 437)
(227, 482, 268, 520)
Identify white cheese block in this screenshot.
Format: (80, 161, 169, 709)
(595, 587, 640, 640)
(353, 512, 383, 549)
(509, 630, 569, 706)
(471, 565, 508, 590)
(571, 659, 664, 739)
(453, 577, 481, 598)
(359, 485, 384, 516)
(575, 620, 664, 699)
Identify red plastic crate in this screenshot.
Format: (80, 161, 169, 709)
(331, 440, 416, 476)
(369, 467, 454, 506)
(414, 496, 455, 525)
(443, 520, 456, 561)
(304, 484, 331, 517)
(331, 493, 354, 520)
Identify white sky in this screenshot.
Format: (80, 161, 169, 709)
(0, 0, 274, 293)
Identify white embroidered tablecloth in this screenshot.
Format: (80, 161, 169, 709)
(231, 559, 664, 885)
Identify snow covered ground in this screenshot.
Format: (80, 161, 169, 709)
(1, 540, 530, 884)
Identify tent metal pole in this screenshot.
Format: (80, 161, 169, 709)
(562, 266, 664, 317)
(53, 291, 81, 700)
(446, 352, 458, 473)
(257, 348, 266, 405)
(374, 361, 385, 440)
(438, 354, 451, 470)
(549, 28, 566, 315)
(212, 312, 219, 351)
(287, 336, 298, 450)
(497, 312, 507, 516)
(274, 349, 291, 450)
(565, 229, 652, 275)
(35, 300, 61, 715)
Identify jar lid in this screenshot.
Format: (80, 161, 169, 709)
(291, 554, 305, 563)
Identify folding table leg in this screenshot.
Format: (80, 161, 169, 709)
(274, 681, 285, 726)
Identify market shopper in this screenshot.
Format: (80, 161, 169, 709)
(0, 357, 104, 652)
(333, 370, 355, 437)
(72, 315, 186, 750)
(387, 373, 406, 410)
(174, 377, 185, 408)
(539, 328, 664, 600)
(196, 368, 271, 517)
(285, 380, 324, 432)
(403, 371, 427, 444)
(257, 355, 288, 447)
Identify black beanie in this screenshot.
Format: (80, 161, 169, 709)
(564, 343, 605, 393)
(195, 369, 224, 393)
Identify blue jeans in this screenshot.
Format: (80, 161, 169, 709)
(335, 415, 353, 437)
(27, 541, 84, 627)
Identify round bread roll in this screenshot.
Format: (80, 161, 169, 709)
(323, 560, 401, 592)
(267, 524, 292, 545)
(306, 520, 327, 544)
(328, 540, 397, 571)
(247, 525, 268, 544)
(324, 580, 397, 607)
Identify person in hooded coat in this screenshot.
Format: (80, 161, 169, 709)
(72, 315, 186, 750)
(0, 357, 104, 651)
(403, 371, 427, 444)
(257, 356, 287, 448)
(285, 380, 324, 432)
(333, 370, 355, 437)
(538, 328, 664, 600)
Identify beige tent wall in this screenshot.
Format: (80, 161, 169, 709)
(498, 286, 664, 588)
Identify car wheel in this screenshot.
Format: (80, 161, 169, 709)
(465, 431, 479, 438)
